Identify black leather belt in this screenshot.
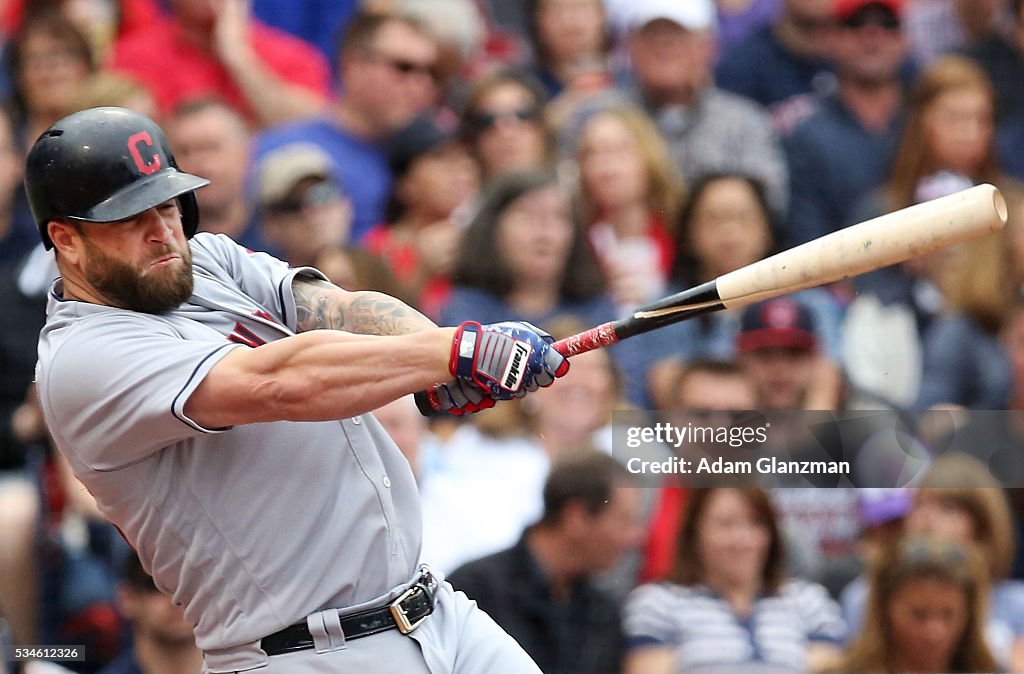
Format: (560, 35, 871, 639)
(261, 570, 438, 656)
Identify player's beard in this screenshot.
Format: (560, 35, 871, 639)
(81, 239, 194, 313)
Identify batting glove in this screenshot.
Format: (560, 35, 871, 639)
(449, 321, 570, 400)
(414, 379, 496, 417)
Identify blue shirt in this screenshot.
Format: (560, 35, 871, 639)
(716, 25, 834, 108)
(782, 92, 902, 246)
(251, 0, 358, 63)
(253, 117, 391, 242)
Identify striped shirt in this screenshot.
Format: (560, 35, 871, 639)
(624, 580, 845, 674)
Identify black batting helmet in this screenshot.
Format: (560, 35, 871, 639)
(24, 107, 210, 250)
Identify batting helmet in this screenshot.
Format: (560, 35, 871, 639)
(24, 107, 210, 250)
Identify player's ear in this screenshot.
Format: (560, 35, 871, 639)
(48, 220, 84, 263)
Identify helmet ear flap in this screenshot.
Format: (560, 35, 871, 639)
(178, 191, 201, 239)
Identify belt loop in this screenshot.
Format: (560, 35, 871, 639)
(307, 609, 347, 653)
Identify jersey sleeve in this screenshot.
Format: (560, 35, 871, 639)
(39, 313, 243, 472)
(623, 583, 681, 649)
(192, 233, 328, 331)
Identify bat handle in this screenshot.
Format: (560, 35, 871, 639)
(552, 322, 621, 358)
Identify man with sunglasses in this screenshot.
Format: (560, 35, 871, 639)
(254, 10, 440, 243)
(782, 0, 910, 246)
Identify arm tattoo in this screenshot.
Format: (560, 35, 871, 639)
(293, 278, 436, 335)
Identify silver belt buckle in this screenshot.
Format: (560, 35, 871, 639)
(389, 584, 428, 635)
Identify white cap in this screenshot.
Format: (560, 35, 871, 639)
(627, 0, 717, 32)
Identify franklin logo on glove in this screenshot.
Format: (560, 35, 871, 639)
(502, 342, 531, 391)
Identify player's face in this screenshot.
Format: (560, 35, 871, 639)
(78, 200, 194, 313)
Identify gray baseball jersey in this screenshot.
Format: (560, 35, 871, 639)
(36, 233, 424, 656)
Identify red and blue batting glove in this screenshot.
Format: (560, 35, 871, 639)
(415, 321, 570, 416)
(449, 321, 569, 399)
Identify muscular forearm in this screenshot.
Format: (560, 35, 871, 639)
(294, 279, 438, 335)
(186, 328, 455, 427)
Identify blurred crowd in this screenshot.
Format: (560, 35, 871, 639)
(3, 0, 1024, 672)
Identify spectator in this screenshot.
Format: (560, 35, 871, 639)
(639, 358, 760, 583)
(98, 553, 202, 674)
(0, 103, 36, 265)
(629, 174, 842, 408)
(843, 55, 1015, 407)
(782, 0, 909, 246)
(110, 0, 331, 128)
(916, 217, 1016, 409)
(716, 0, 836, 109)
(312, 245, 405, 300)
(524, 0, 611, 98)
(256, 142, 352, 267)
(622, 0, 789, 215)
(249, 0, 359, 62)
(737, 297, 839, 411)
(905, 0, 1010, 67)
(623, 487, 845, 674)
(254, 10, 440, 241)
(365, 115, 480, 318)
(842, 453, 1024, 670)
(70, 73, 158, 120)
(7, 12, 95, 150)
(1, 0, 162, 64)
(573, 103, 685, 313)
(441, 170, 613, 332)
(398, 0, 487, 104)
(419, 403, 551, 573)
(448, 451, 644, 674)
(964, 0, 1024, 123)
(165, 99, 274, 256)
(837, 536, 998, 674)
(459, 69, 554, 182)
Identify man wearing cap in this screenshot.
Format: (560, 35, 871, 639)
(257, 142, 353, 267)
(622, 0, 789, 215)
(254, 10, 440, 242)
(782, 0, 910, 246)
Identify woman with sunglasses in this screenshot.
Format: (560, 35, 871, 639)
(459, 69, 555, 182)
(837, 536, 998, 674)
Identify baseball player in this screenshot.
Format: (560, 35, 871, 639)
(26, 107, 568, 673)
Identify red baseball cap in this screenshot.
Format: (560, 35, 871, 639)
(834, 0, 903, 21)
(736, 298, 818, 353)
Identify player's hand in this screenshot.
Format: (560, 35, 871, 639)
(449, 321, 569, 400)
(414, 380, 496, 416)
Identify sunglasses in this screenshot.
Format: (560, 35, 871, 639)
(268, 181, 343, 215)
(366, 50, 438, 80)
(467, 106, 542, 132)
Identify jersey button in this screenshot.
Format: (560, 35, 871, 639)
(382, 475, 391, 488)
(352, 416, 362, 425)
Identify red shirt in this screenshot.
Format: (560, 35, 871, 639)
(110, 18, 331, 120)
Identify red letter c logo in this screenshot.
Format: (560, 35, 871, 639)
(127, 131, 162, 176)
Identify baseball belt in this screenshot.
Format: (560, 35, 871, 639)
(260, 569, 438, 656)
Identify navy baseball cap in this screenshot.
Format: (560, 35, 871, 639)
(737, 298, 818, 352)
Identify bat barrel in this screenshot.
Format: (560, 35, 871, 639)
(715, 183, 1007, 309)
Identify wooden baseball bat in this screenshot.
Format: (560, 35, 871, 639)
(553, 183, 1008, 357)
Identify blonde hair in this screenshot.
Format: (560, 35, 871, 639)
(840, 536, 996, 674)
(576, 104, 685, 230)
